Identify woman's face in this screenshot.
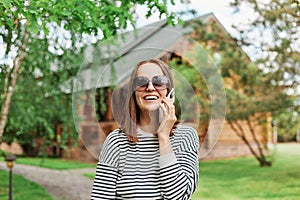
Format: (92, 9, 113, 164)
(134, 62, 168, 113)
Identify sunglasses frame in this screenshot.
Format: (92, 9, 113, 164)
(133, 75, 170, 91)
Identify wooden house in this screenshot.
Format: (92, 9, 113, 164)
(65, 13, 274, 162)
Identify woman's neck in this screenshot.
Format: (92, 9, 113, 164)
(138, 110, 159, 133)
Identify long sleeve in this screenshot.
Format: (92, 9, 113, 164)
(90, 131, 120, 200)
(159, 126, 199, 200)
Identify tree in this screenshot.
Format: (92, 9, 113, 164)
(230, 0, 299, 82)
(229, 0, 300, 139)
(2, 44, 82, 155)
(0, 0, 178, 146)
(179, 17, 293, 166)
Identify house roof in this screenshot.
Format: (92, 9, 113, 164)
(73, 12, 229, 91)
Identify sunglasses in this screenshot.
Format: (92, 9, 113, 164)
(133, 75, 169, 91)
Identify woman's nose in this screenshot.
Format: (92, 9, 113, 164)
(145, 81, 156, 91)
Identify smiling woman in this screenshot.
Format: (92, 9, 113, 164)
(134, 62, 169, 121)
(90, 59, 200, 200)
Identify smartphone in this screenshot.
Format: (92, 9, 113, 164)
(159, 88, 175, 123)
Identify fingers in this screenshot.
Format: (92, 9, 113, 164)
(161, 98, 175, 110)
(161, 98, 175, 117)
(157, 98, 177, 136)
(161, 97, 173, 107)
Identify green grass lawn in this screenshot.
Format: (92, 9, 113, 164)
(0, 170, 53, 200)
(82, 143, 300, 199)
(15, 157, 96, 170)
(1, 143, 298, 199)
(192, 143, 300, 200)
(83, 172, 95, 179)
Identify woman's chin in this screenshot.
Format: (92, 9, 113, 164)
(143, 104, 160, 112)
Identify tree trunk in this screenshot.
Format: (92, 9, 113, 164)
(259, 158, 272, 167)
(0, 32, 29, 143)
(246, 119, 272, 167)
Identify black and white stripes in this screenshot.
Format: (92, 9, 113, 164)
(91, 125, 199, 200)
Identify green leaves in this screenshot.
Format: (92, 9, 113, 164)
(1, 0, 179, 155)
(229, 0, 299, 141)
(1, 0, 177, 47)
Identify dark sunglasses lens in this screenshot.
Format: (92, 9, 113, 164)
(152, 76, 169, 89)
(133, 76, 169, 91)
(134, 77, 149, 91)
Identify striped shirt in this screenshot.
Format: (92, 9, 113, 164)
(90, 125, 199, 200)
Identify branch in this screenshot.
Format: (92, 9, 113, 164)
(0, 31, 30, 142)
(228, 120, 243, 138)
(3, 69, 11, 100)
(246, 118, 266, 159)
(229, 120, 261, 162)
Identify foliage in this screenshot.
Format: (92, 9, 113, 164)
(275, 110, 300, 142)
(169, 58, 211, 130)
(230, 0, 300, 81)
(0, 0, 178, 154)
(2, 47, 81, 155)
(230, 0, 300, 140)
(0, 170, 54, 200)
(0, 0, 177, 43)
(181, 14, 295, 166)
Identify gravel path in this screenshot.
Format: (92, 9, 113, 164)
(0, 161, 95, 200)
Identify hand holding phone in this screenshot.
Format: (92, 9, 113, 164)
(167, 88, 175, 104)
(159, 88, 175, 123)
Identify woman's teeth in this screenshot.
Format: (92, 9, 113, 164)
(144, 96, 158, 100)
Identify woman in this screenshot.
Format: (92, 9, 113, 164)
(91, 59, 199, 199)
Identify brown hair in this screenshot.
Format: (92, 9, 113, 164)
(116, 59, 176, 142)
